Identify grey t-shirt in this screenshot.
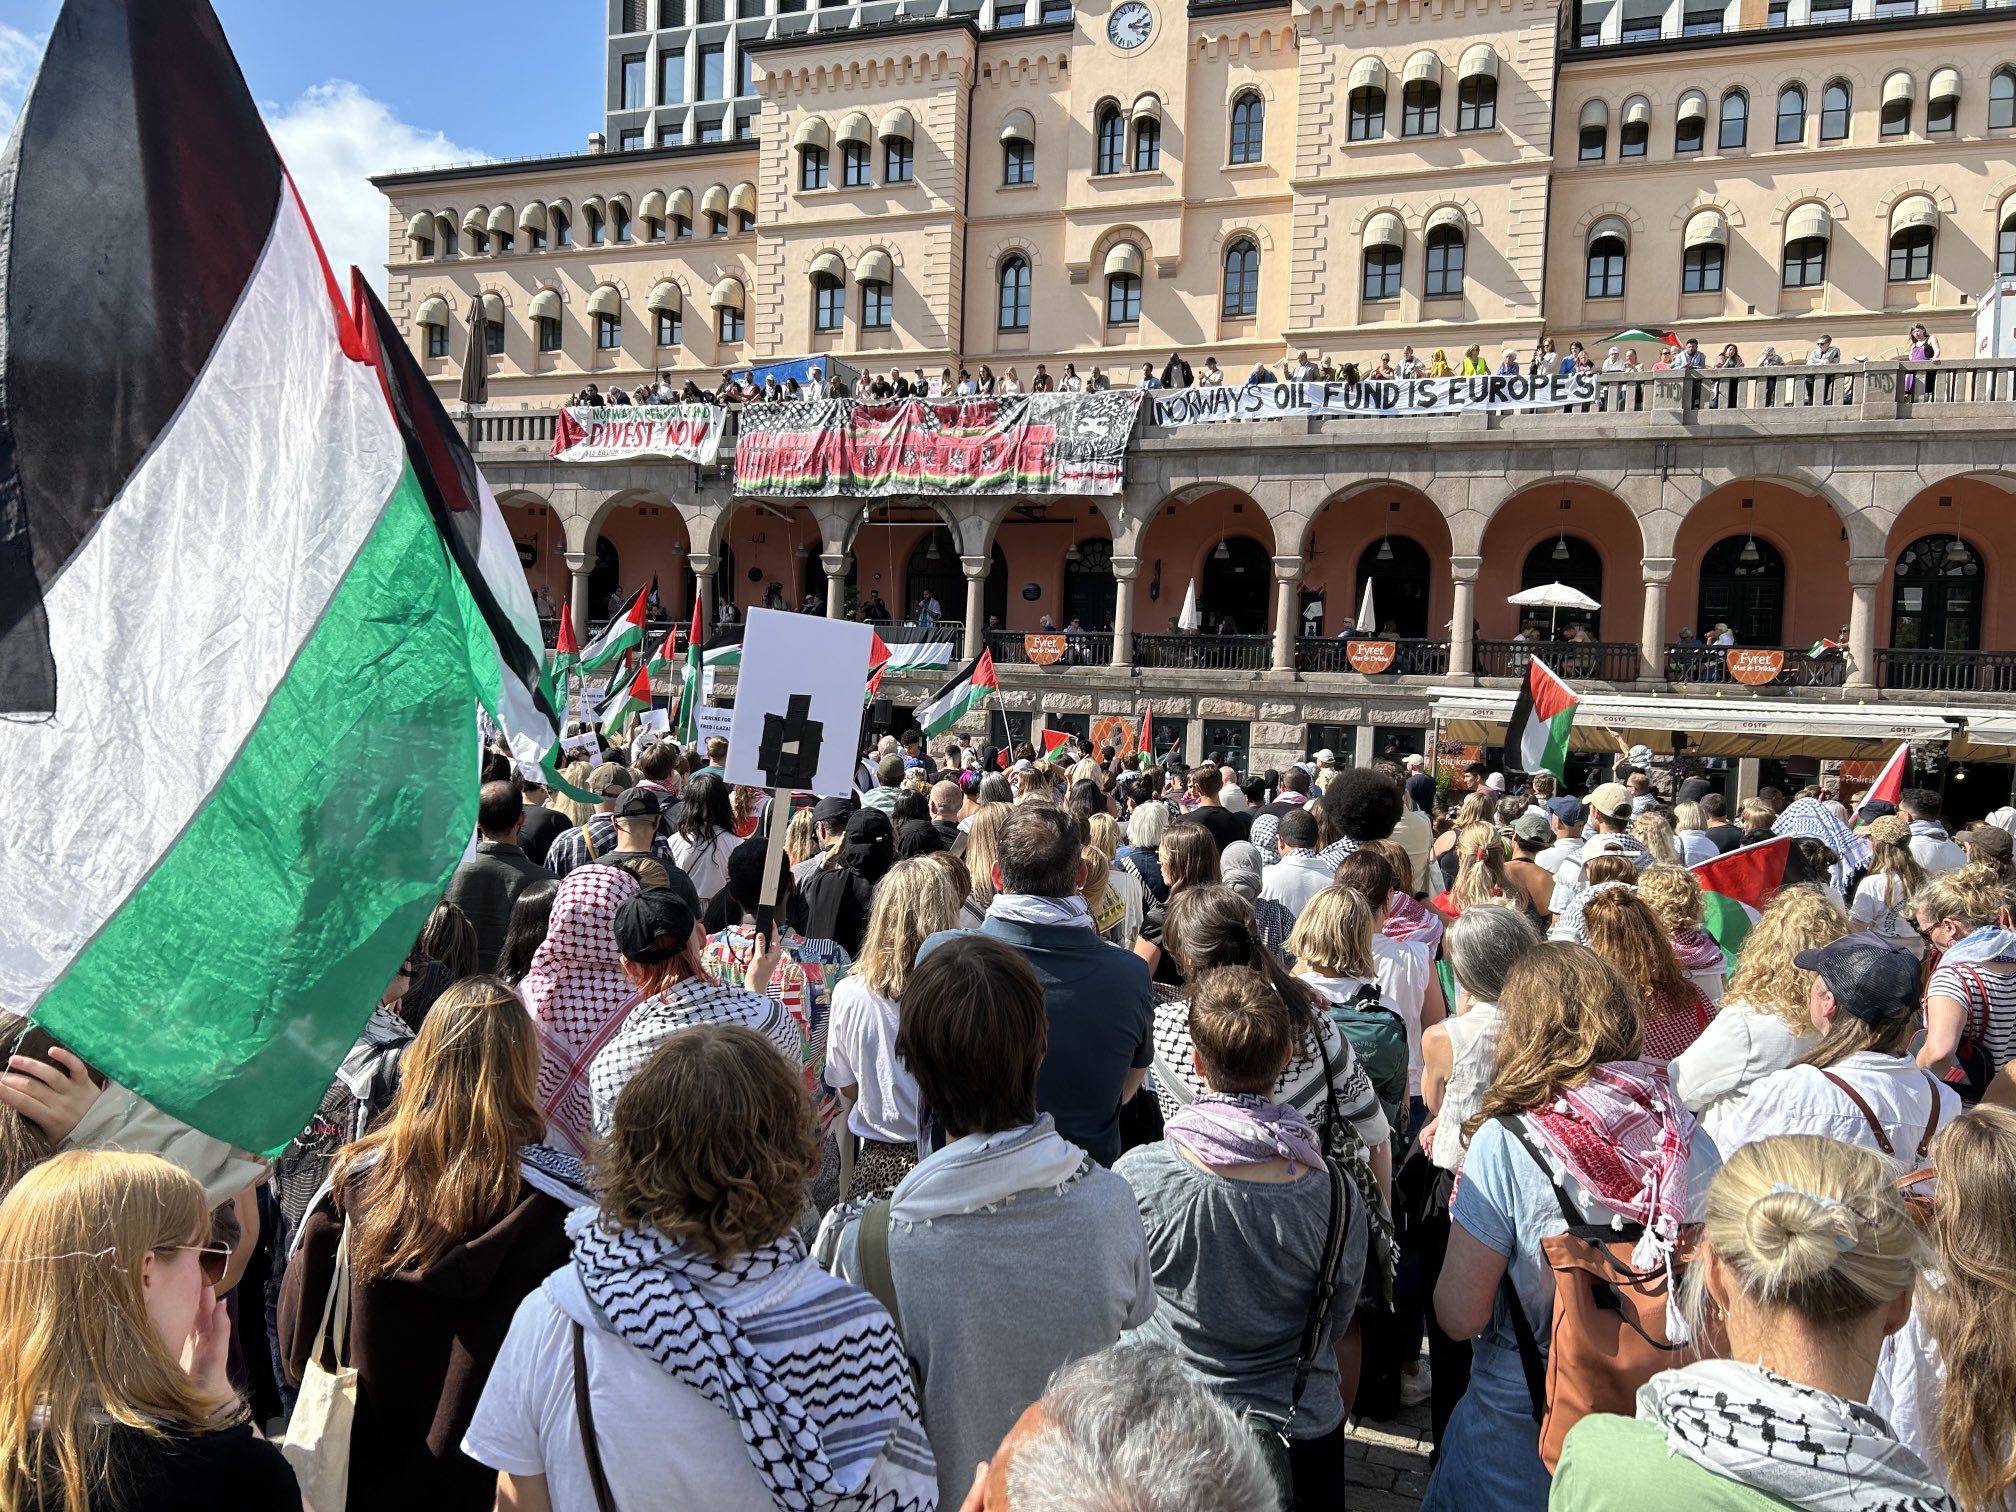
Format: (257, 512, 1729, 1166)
(831, 1168, 1154, 1508)
(1114, 1143, 1367, 1437)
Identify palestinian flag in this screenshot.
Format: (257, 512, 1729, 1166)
(578, 584, 648, 677)
(702, 624, 746, 670)
(645, 622, 680, 679)
(0, 0, 562, 1155)
(919, 650, 999, 738)
(1041, 729, 1072, 758)
(1504, 657, 1578, 779)
(1690, 836, 1792, 967)
(877, 624, 958, 673)
(1862, 741, 1910, 810)
(600, 660, 653, 736)
(543, 611, 581, 712)
(673, 598, 704, 745)
(1140, 705, 1154, 758)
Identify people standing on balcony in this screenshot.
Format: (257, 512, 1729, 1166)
(1087, 364, 1111, 390)
(1398, 346, 1425, 378)
(859, 589, 890, 623)
(1136, 363, 1160, 390)
(1000, 367, 1023, 395)
(1427, 349, 1453, 377)
(1460, 345, 1489, 377)
(1493, 348, 1521, 378)
(1161, 350, 1195, 388)
(1528, 336, 1556, 375)
(1677, 337, 1706, 370)
(1903, 789, 1970, 876)
(1804, 332, 1843, 404)
(1904, 323, 1939, 399)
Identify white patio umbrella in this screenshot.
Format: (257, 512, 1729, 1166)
(1507, 581, 1602, 637)
(1356, 578, 1378, 636)
(1177, 578, 1202, 631)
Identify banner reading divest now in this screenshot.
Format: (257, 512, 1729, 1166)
(550, 404, 727, 463)
(1150, 373, 1601, 426)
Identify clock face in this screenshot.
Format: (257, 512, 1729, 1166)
(1108, 1, 1152, 49)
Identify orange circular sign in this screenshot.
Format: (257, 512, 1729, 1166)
(1090, 715, 1140, 760)
(1024, 633, 1067, 665)
(1726, 648, 1786, 686)
(1346, 639, 1399, 674)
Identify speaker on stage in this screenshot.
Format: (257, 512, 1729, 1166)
(870, 698, 894, 728)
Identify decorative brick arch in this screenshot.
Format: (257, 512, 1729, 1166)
(1212, 223, 1276, 254)
(1874, 180, 1957, 220)
(1418, 197, 1484, 231)
(1981, 172, 2016, 213)
(1767, 188, 1850, 228)
(1571, 202, 1645, 241)
(1668, 197, 1744, 232)
(1092, 224, 1156, 265)
(1347, 203, 1409, 239)
(985, 234, 1043, 269)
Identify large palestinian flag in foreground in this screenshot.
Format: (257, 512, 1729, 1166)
(0, 0, 561, 1155)
(1504, 656, 1578, 779)
(1690, 836, 1793, 968)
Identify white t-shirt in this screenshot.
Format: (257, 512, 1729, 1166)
(1372, 935, 1432, 1097)
(824, 976, 922, 1144)
(668, 827, 738, 903)
(1851, 873, 1926, 959)
(463, 1269, 777, 1512)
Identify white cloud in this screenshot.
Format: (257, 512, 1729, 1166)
(265, 82, 485, 294)
(0, 24, 48, 142)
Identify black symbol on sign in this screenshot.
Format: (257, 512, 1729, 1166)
(758, 693, 824, 790)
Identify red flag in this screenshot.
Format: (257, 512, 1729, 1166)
(1139, 704, 1153, 758)
(1863, 742, 1910, 809)
(687, 589, 704, 658)
(868, 631, 892, 677)
(1041, 729, 1071, 757)
(865, 663, 885, 701)
(554, 609, 579, 656)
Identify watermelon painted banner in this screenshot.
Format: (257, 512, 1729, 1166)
(734, 392, 1141, 497)
(550, 403, 726, 464)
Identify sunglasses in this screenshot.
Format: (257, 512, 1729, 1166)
(159, 1242, 233, 1288)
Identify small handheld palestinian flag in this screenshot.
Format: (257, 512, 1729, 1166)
(1861, 741, 1911, 811)
(578, 584, 649, 677)
(1140, 704, 1154, 760)
(1504, 656, 1578, 779)
(673, 597, 705, 745)
(600, 659, 653, 737)
(1691, 835, 1793, 968)
(542, 611, 581, 712)
(919, 650, 999, 739)
(1041, 729, 1072, 759)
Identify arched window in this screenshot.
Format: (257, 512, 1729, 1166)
(1222, 238, 1259, 318)
(612, 203, 632, 243)
(2000, 199, 2016, 276)
(1349, 84, 1386, 140)
(998, 255, 1031, 331)
(800, 144, 829, 190)
(812, 266, 844, 332)
(1402, 79, 1441, 135)
(1356, 536, 1433, 639)
(1104, 243, 1143, 324)
(1578, 99, 1607, 161)
(1698, 535, 1786, 646)
(1133, 116, 1161, 171)
(1620, 96, 1649, 157)
(1676, 91, 1707, 153)
(1096, 104, 1125, 174)
(1888, 198, 1936, 282)
(1718, 88, 1748, 150)
(1457, 73, 1497, 131)
(1682, 212, 1726, 293)
(1062, 538, 1115, 630)
(1821, 79, 1852, 140)
(1361, 213, 1403, 302)
(1776, 84, 1805, 145)
(1520, 537, 1603, 637)
(1994, 67, 2016, 130)
(1892, 536, 1982, 682)
(585, 206, 605, 246)
(1927, 69, 1958, 134)
(1782, 203, 1829, 288)
(860, 279, 892, 330)
(1881, 71, 1912, 136)
(1586, 219, 1627, 299)
(1229, 92, 1264, 164)
(1424, 219, 1465, 298)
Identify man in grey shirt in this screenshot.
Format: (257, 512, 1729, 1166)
(820, 935, 1154, 1507)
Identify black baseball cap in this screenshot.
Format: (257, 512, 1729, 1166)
(613, 887, 696, 964)
(812, 795, 855, 825)
(612, 786, 663, 819)
(1793, 934, 1922, 1024)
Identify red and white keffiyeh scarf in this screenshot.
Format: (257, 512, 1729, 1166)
(521, 866, 641, 1157)
(1527, 1060, 1694, 1267)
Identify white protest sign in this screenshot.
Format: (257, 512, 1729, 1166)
(695, 706, 734, 745)
(560, 731, 601, 759)
(1149, 374, 1599, 427)
(724, 608, 872, 799)
(635, 708, 670, 737)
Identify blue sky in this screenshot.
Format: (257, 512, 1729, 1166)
(0, 1, 607, 282)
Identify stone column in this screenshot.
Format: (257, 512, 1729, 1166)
(1270, 556, 1303, 675)
(565, 552, 592, 644)
(690, 553, 716, 637)
(1110, 554, 1139, 669)
(822, 552, 849, 619)
(1639, 557, 1675, 682)
(1846, 555, 1886, 690)
(1449, 555, 1481, 679)
(961, 556, 990, 661)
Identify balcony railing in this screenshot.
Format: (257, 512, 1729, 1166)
(1297, 637, 1452, 676)
(1133, 632, 1272, 671)
(1475, 638, 1640, 682)
(1877, 647, 2016, 693)
(987, 629, 1114, 666)
(1664, 644, 1851, 687)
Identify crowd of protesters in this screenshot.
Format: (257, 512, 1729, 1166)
(4, 718, 2016, 1512)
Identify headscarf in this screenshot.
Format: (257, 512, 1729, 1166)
(893, 817, 946, 859)
(837, 808, 895, 885)
(1772, 797, 1869, 892)
(1219, 840, 1264, 902)
(521, 866, 641, 1157)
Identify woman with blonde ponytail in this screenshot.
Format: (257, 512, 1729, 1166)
(0, 1150, 298, 1512)
(1430, 823, 1534, 923)
(1553, 1134, 1950, 1511)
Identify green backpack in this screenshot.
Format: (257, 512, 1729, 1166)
(1327, 980, 1409, 1137)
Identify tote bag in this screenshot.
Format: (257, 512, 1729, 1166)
(281, 1221, 357, 1512)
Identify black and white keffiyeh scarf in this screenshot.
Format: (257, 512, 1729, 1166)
(1639, 1360, 1956, 1512)
(570, 1211, 934, 1512)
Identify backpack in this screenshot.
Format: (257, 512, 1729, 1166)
(1326, 981, 1408, 1138)
(1496, 1116, 1719, 1473)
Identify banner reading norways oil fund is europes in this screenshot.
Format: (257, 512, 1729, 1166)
(550, 403, 727, 463)
(1149, 372, 1600, 427)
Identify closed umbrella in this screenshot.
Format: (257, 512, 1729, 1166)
(457, 296, 488, 407)
(1507, 581, 1601, 637)
(1177, 578, 1201, 632)
(1356, 578, 1377, 636)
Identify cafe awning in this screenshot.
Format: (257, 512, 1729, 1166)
(1955, 713, 2016, 755)
(1425, 687, 1959, 759)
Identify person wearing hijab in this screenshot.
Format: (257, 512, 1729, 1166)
(517, 866, 642, 1159)
(1218, 839, 1293, 960)
(894, 815, 948, 860)
(798, 809, 895, 958)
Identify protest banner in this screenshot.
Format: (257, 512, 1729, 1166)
(733, 392, 1140, 497)
(549, 403, 727, 463)
(1148, 373, 1601, 427)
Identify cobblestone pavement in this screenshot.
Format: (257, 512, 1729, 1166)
(1344, 1403, 1433, 1509)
